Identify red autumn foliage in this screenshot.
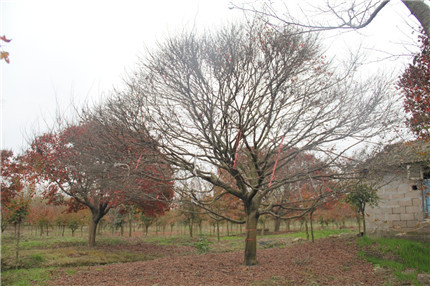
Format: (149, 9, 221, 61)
(24, 120, 174, 245)
(398, 30, 430, 138)
(1, 149, 35, 231)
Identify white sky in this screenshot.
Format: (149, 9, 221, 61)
(0, 0, 423, 154)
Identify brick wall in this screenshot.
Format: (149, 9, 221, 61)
(366, 174, 425, 234)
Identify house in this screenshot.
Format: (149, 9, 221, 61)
(364, 140, 430, 242)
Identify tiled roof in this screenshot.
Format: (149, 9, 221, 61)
(367, 140, 430, 169)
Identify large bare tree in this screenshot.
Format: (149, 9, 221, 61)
(110, 20, 397, 265)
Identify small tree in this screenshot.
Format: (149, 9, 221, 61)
(8, 194, 31, 269)
(66, 211, 85, 237)
(1, 149, 35, 268)
(346, 183, 379, 235)
(140, 213, 155, 236)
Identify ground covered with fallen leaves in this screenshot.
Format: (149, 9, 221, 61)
(48, 237, 395, 285)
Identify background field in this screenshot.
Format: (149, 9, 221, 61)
(2, 221, 429, 285)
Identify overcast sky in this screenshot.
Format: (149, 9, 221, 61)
(0, 0, 422, 154)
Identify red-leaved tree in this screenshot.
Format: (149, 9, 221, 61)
(25, 120, 174, 246)
(1, 150, 35, 233)
(398, 30, 430, 138)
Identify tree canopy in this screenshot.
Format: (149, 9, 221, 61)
(398, 30, 430, 139)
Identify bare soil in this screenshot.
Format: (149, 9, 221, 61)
(49, 237, 397, 285)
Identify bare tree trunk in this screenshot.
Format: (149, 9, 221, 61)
(15, 221, 21, 269)
(98, 220, 103, 235)
(88, 219, 98, 247)
(361, 210, 367, 235)
(88, 209, 104, 247)
(356, 215, 362, 234)
(188, 218, 193, 237)
(310, 211, 315, 243)
(216, 220, 220, 242)
(244, 203, 259, 266)
(260, 219, 265, 236)
(402, 0, 430, 38)
(274, 216, 281, 232)
(129, 217, 133, 237)
(305, 219, 309, 241)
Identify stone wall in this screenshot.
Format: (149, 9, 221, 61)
(366, 174, 426, 235)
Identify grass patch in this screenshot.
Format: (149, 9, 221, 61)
(1, 235, 161, 271)
(282, 228, 353, 239)
(143, 235, 195, 247)
(358, 236, 430, 285)
(1, 267, 54, 286)
(210, 229, 353, 253)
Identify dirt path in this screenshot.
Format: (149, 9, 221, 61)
(49, 237, 395, 285)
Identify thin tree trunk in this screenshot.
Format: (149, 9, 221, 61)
(261, 220, 265, 236)
(310, 211, 315, 243)
(15, 220, 21, 269)
(362, 210, 366, 235)
(98, 220, 103, 235)
(356, 215, 362, 234)
(305, 219, 309, 241)
(216, 220, 220, 242)
(129, 214, 133, 237)
(189, 218, 194, 237)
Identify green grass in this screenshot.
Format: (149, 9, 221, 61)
(1, 267, 54, 286)
(1, 234, 159, 271)
(358, 236, 430, 285)
(264, 228, 353, 240)
(143, 235, 196, 246)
